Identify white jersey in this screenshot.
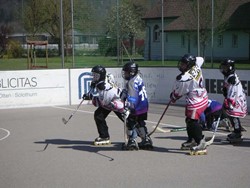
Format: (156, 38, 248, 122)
(171, 57, 208, 119)
(93, 73, 124, 112)
(223, 73, 247, 118)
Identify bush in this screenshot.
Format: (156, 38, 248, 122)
(29, 48, 58, 57)
(98, 37, 117, 56)
(6, 40, 23, 58)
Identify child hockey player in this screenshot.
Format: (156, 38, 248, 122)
(83, 65, 127, 145)
(200, 99, 230, 131)
(121, 61, 153, 150)
(170, 54, 208, 155)
(219, 59, 247, 143)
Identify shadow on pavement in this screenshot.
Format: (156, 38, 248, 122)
(34, 138, 191, 159)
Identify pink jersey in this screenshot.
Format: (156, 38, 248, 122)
(223, 73, 247, 118)
(172, 57, 208, 119)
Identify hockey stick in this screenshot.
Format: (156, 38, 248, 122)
(120, 41, 132, 147)
(204, 114, 222, 147)
(148, 100, 171, 136)
(152, 126, 186, 133)
(62, 97, 86, 125)
(124, 115, 128, 146)
(62, 87, 93, 125)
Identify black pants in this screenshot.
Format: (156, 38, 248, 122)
(94, 106, 123, 138)
(127, 113, 147, 130)
(186, 118, 203, 144)
(228, 116, 242, 133)
(126, 113, 148, 139)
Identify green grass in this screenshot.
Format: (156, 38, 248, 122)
(0, 56, 250, 70)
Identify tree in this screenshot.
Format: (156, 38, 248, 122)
(23, 0, 73, 55)
(0, 0, 21, 57)
(73, 1, 91, 31)
(23, 0, 48, 36)
(0, 25, 12, 57)
(183, 0, 228, 60)
(105, 0, 150, 56)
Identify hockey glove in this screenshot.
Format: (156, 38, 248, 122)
(170, 92, 181, 103)
(110, 99, 124, 112)
(223, 98, 235, 110)
(82, 93, 93, 100)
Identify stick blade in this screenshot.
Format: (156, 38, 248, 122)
(62, 118, 68, 125)
(151, 126, 170, 133)
(205, 135, 215, 147)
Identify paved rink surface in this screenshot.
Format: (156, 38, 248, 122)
(1, 103, 250, 188)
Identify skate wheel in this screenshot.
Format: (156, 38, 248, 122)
(189, 150, 207, 156)
(189, 151, 196, 155)
(93, 141, 111, 146)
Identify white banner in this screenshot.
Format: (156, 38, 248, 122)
(0, 69, 69, 109)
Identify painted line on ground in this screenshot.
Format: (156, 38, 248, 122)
(52, 106, 184, 129)
(53, 106, 228, 135)
(0, 128, 10, 141)
(53, 106, 94, 115)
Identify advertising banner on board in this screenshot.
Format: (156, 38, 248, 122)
(70, 67, 249, 112)
(0, 69, 69, 109)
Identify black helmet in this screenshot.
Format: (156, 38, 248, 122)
(178, 54, 196, 73)
(220, 58, 235, 76)
(91, 65, 106, 82)
(122, 61, 138, 80)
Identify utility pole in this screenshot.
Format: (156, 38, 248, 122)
(211, 0, 214, 67)
(161, 0, 164, 65)
(60, 0, 65, 68)
(71, 0, 75, 68)
(197, 0, 200, 56)
(116, 0, 120, 64)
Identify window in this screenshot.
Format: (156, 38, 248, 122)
(153, 25, 160, 42)
(165, 33, 168, 43)
(232, 34, 238, 48)
(217, 35, 223, 47)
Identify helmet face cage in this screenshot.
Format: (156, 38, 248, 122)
(92, 72, 101, 82)
(91, 65, 106, 82)
(178, 54, 196, 73)
(122, 62, 138, 80)
(220, 59, 235, 76)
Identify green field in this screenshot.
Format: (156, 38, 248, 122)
(0, 56, 250, 70)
